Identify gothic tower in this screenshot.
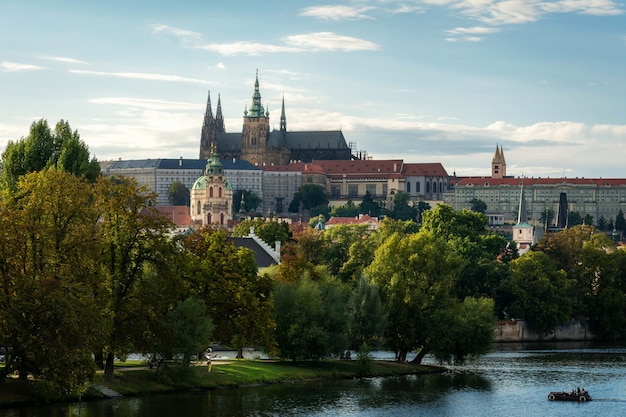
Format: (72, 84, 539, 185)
(240, 71, 289, 166)
(199, 91, 225, 159)
(491, 144, 506, 179)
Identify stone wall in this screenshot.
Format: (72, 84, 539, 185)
(495, 320, 598, 342)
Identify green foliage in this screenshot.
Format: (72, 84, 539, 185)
(153, 298, 213, 366)
(347, 276, 386, 349)
(232, 218, 292, 249)
(470, 198, 487, 214)
(503, 251, 571, 334)
(356, 342, 374, 376)
(359, 191, 384, 218)
(167, 181, 190, 206)
(272, 273, 348, 360)
(0, 119, 99, 192)
(330, 200, 359, 217)
(615, 210, 626, 231)
(386, 191, 417, 221)
(289, 184, 328, 213)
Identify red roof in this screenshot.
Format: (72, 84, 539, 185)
(401, 162, 448, 177)
(453, 177, 626, 187)
(151, 206, 193, 227)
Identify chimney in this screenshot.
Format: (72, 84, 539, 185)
(179, 156, 183, 167)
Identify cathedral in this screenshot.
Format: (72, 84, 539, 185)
(190, 146, 233, 227)
(199, 71, 354, 165)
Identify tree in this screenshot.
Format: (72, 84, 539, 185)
(233, 189, 262, 213)
(504, 251, 571, 334)
(583, 214, 594, 226)
(347, 276, 386, 350)
(330, 200, 359, 217)
(540, 209, 555, 228)
(597, 215, 608, 231)
(232, 218, 292, 249)
(568, 211, 583, 227)
(470, 198, 487, 214)
(359, 191, 384, 218)
(415, 201, 431, 223)
(168, 181, 190, 206)
(183, 228, 276, 358)
(289, 184, 328, 213)
(0, 170, 102, 396)
(95, 175, 177, 378)
(386, 191, 417, 221)
(0, 119, 99, 191)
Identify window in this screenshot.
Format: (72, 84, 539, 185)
(331, 186, 340, 197)
(366, 184, 376, 196)
(426, 181, 430, 194)
(209, 187, 214, 198)
(406, 182, 411, 193)
(348, 185, 358, 197)
(416, 182, 420, 193)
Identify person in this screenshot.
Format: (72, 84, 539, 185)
(207, 356, 212, 373)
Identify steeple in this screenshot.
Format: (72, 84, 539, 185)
(280, 95, 286, 133)
(215, 94, 225, 133)
(491, 144, 506, 179)
(200, 91, 214, 157)
(246, 69, 266, 118)
(517, 181, 527, 224)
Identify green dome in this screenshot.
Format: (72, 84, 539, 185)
(192, 175, 206, 190)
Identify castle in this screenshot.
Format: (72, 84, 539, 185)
(199, 71, 354, 166)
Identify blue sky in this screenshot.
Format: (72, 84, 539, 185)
(2, 0, 625, 178)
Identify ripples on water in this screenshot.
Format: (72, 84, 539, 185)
(2, 343, 626, 417)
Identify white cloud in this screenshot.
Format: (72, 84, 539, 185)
(89, 97, 202, 111)
(69, 69, 211, 84)
(151, 24, 202, 44)
(1, 61, 44, 72)
(196, 41, 300, 56)
(44, 57, 88, 64)
(283, 32, 379, 52)
(300, 5, 376, 20)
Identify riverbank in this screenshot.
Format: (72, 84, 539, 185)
(0, 359, 444, 408)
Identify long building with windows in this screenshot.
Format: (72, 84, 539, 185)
(447, 146, 626, 226)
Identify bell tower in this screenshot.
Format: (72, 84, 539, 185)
(492, 144, 506, 179)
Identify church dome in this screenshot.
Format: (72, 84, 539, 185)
(192, 175, 206, 190)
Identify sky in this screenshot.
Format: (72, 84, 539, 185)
(2, 0, 625, 178)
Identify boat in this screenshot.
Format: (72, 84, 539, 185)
(547, 389, 591, 402)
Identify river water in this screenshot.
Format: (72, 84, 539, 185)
(2, 343, 625, 416)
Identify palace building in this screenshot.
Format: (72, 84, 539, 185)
(199, 71, 354, 166)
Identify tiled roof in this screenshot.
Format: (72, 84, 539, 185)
(454, 177, 626, 187)
(402, 162, 449, 177)
(151, 206, 193, 226)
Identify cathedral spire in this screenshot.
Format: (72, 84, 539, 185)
(280, 94, 287, 133)
(204, 90, 213, 119)
(491, 144, 506, 179)
(215, 93, 225, 133)
(247, 69, 265, 118)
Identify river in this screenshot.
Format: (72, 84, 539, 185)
(2, 343, 625, 416)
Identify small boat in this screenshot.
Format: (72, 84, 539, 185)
(547, 389, 591, 402)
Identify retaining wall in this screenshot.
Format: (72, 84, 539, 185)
(495, 320, 598, 342)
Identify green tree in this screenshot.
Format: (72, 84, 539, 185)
(597, 215, 608, 231)
(366, 232, 467, 364)
(330, 200, 359, 217)
(272, 273, 348, 360)
(233, 189, 262, 213)
(289, 184, 328, 213)
(470, 198, 487, 214)
(347, 276, 386, 350)
(183, 228, 276, 358)
(1, 119, 99, 191)
(386, 191, 417, 221)
(321, 224, 370, 278)
(504, 251, 571, 334)
(232, 218, 292, 249)
(95, 176, 177, 378)
(359, 191, 384, 217)
(0, 170, 102, 396)
(583, 214, 594, 226)
(568, 211, 583, 227)
(167, 181, 190, 206)
(540, 208, 555, 228)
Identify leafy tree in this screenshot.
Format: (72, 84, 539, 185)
(272, 273, 348, 360)
(504, 251, 572, 334)
(568, 211, 583, 227)
(597, 215, 608, 231)
(415, 201, 431, 223)
(321, 224, 370, 278)
(583, 214, 594, 226)
(232, 218, 292, 249)
(359, 191, 384, 218)
(540, 208, 555, 228)
(470, 198, 487, 214)
(95, 175, 177, 378)
(233, 189, 262, 213)
(167, 181, 190, 206)
(152, 297, 213, 367)
(330, 200, 359, 217)
(386, 191, 417, 221)
(0, 170, 102, 395)
(183, 228, 276, 358)
(289, 184, 328, 213)
(0, 119, 99, 191)
(366, 232, 465, 364)
(347, 276, 386, 350)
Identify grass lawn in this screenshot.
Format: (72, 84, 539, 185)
(0, 359, 444, 407)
